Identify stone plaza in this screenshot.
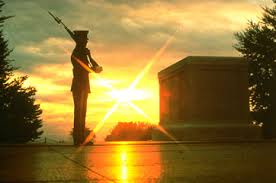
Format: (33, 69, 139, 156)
(1, 141, 276, 182)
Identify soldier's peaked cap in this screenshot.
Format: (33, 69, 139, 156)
(73, 30, 89, 40)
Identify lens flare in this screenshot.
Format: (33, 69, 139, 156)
(128, 32, 176, 91)
(127, 102, 153, 122)
(58, 27, 180, 146)
(155, 125, 179, 142)
(82, 102, 120, 145)
(88, 30, 178, 138)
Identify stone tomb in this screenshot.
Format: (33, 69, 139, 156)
(155, 56, 261, 140)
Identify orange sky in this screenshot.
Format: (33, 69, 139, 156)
(4, 0, 274, 142)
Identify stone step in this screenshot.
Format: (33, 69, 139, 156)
(152, 123, 262, 141)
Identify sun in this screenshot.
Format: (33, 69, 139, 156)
(108, 89, 149, 103)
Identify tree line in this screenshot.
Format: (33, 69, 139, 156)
(0, 1, 43, 143)
(234, 2, 276, 138)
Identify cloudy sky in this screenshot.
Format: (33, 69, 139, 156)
(3, 0, 274, 142)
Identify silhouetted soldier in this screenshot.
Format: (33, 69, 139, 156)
(71, 30, 102, 145)
(49, 12, 102, 145)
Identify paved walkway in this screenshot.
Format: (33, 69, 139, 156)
(1, 141, 276, 182)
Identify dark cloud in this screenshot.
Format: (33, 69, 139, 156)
(2, 0, 267, 73)
(104, 0, 254, 7)
(3, 0, 77, 43)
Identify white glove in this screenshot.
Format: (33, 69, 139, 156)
(94, 66, 103, 73)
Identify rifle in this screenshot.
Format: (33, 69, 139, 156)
(48, 11, 102, 73)
(48, 11, 75, 41)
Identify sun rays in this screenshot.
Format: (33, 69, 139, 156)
(81, 31, 178, 145)
(58, 26, 180, 145)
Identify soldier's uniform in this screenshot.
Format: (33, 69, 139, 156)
(71, 31, 100, 145)
(48, 12, 102, 145)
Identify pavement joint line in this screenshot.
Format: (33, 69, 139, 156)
(48, 146, 117, 183)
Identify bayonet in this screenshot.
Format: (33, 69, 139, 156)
(48, 11, 75, 40)
(48, 11, 62, 24)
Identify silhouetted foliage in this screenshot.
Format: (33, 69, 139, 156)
(0, 1, 43, 143)
(105, 122, 153, 141)
(234, 2, 276, 138)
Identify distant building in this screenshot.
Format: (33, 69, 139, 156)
(155, 56, 261, 140)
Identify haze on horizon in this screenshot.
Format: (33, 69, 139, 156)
(3, 0, 274, 142)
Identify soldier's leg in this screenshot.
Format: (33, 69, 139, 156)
(82, 92, 89, 143)
(79, 91, 88, 144)
(73, 91, 81, 145)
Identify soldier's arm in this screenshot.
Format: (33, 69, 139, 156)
(86, 49, 103, 73)
(86, 48, 99, 67)
(72, 53, 93, 73)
